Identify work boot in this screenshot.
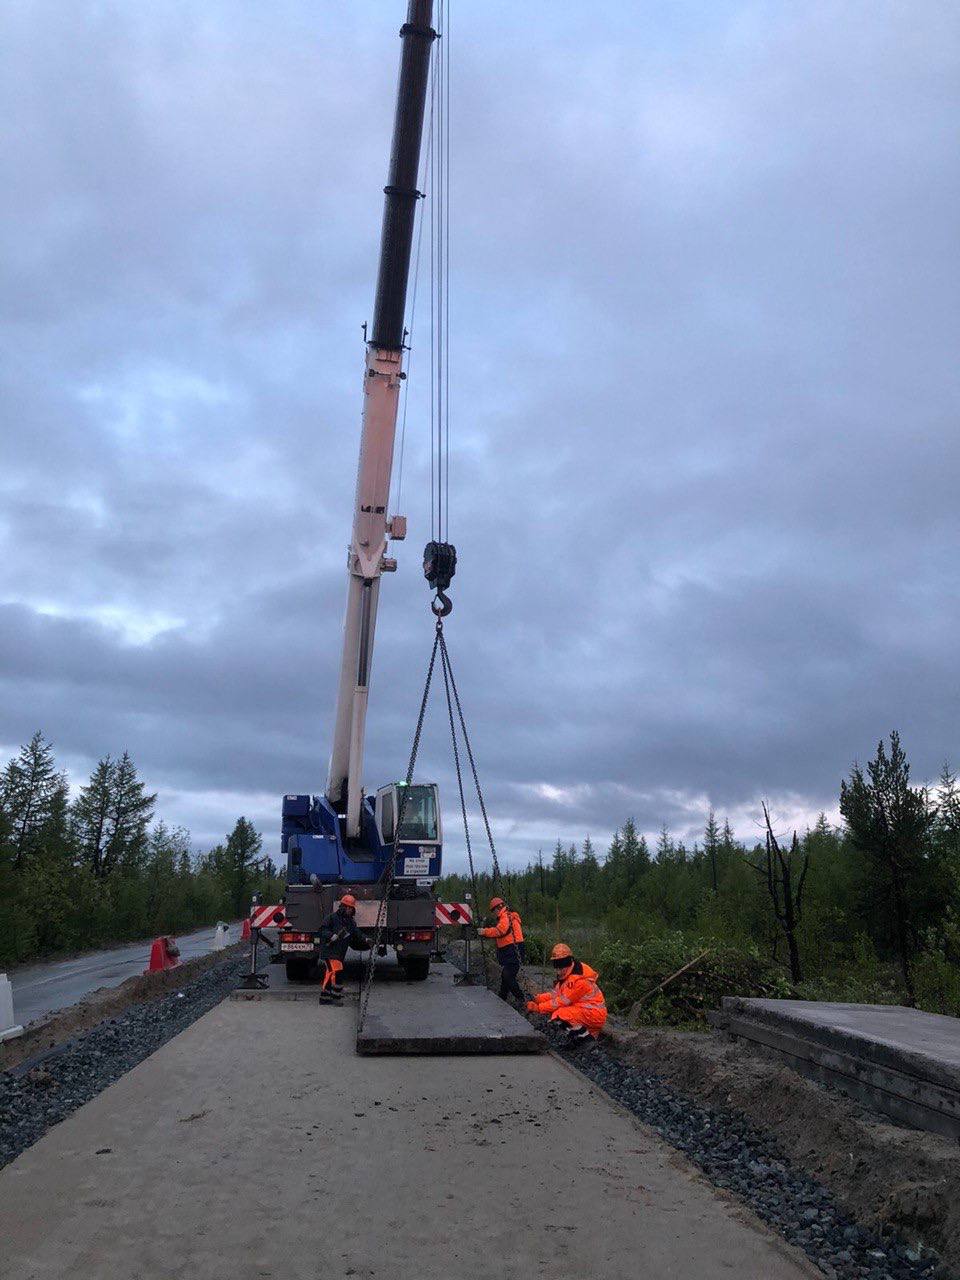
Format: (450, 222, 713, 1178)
(331, 983, 345, 996)
(566, 1026, 591, 1046)
(319, 989, 336, 1005)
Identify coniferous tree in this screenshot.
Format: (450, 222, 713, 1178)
(580, 835, 601, 898)
(73, 755, 115, 877)
(704, 809, 720, 892)
(621, 818, 650, 890)
(840, 732, 936, 1002)
(0, 731, 69, 870)
(223, 816, 263, 916)
(101, 751, 156, 877)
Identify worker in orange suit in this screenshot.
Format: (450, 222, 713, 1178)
(318, 893, 371, 1005)
(527, 942, 607, 1045)
(479, 896, 525, 1005)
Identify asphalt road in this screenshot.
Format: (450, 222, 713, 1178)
(7, 923, 238, 1027)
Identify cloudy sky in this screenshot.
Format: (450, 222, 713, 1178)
(2, 1, 957, 870)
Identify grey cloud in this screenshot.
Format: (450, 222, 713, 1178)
(1, 1, 958, 866)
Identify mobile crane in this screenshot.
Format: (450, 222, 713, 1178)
(277, 1, 450, 983)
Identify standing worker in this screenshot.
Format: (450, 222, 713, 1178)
(527, 942, 607, 1045)
(479, 896, 525, 1005)
(318, 893, 372, 1005)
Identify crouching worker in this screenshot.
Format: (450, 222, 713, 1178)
(527, 943, 607, 1045)
(318, 893, 371, 1005)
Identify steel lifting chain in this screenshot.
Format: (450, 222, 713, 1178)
(437, 623, 490, 988)
(438, 628, 505, 894)
(356, 626, 441, 1037)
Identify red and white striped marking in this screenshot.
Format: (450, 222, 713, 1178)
(251, 904, 287, 930)
(435, 902, 473, 926)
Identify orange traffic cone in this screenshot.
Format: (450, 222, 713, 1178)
(239, 917, 251, 942)
(144, 936, 182, 973)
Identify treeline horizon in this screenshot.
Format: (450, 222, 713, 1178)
(439, 732, 960, 1017)
(0, 731, 283, 967)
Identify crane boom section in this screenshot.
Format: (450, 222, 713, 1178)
(326, 1, 436, 838)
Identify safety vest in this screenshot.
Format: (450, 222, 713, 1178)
(480, 906, 522, 950)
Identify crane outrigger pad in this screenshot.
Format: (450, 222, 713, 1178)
(357, 961, 545, 1055)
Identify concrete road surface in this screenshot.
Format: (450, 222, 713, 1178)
(8, 923, 236, 1026)
(0, 996, 817, 1280)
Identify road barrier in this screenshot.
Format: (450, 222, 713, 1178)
(0, 973, 23, 1042)
(144, 937, 182, 973)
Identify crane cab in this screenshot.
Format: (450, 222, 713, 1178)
(375, 781, 442, 883)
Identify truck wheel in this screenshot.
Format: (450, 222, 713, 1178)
(285, 959, 311, 982)
(402, 956, 430, 982)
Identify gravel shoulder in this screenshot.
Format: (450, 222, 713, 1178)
(605, 1022, 960, 1276)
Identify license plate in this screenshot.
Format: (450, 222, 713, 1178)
(281, 942, 314, 953)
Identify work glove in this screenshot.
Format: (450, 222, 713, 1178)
(526, 1000, 538, 1012)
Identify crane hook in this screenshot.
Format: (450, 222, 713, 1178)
(431, 590, 453, 618)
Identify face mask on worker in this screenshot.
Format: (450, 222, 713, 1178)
(553, 960, 573, 979)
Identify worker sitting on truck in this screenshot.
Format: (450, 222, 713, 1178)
(318, 893, 372, 1005)
(479, 897, 525, 1005)
(526, 943, 607, 1045)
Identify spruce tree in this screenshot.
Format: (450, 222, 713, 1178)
(704, 809, 720, 892)
(73, 755, 115, 877)
(840, 731, 935, 1002)
(101, 751, 156, 877)
(0, 731, 69, 870)
(224, 817, 263, 916)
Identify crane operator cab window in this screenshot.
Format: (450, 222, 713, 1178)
(376, 783, 439, 845)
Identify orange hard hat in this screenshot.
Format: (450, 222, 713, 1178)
(489, 897, 506, 911)
(340, 893, 357, 910)
(550, 942, 573, 962)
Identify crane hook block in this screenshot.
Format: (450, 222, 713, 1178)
(423, 541, 457, 615)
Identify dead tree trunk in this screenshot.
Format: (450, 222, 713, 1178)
(743, 804, 810, 986)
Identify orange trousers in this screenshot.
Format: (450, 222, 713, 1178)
(321, 958, 344, 990)
(552, 1004, 607, 1036)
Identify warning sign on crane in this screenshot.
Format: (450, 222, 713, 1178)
(435, 902, 473, 926)
(250, 904, 287, 930)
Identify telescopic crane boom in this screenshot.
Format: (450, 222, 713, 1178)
(326, 0, 436, 839)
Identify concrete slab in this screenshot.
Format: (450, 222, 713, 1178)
(0, 997, 818, 1280)
(357, 961, 545, 1054)
(717, 998, 960, 1139)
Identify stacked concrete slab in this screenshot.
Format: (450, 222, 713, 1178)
(712, 997, 960, 1140)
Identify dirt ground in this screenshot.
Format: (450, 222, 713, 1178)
(603, 1021, 960, 1275)
(0, 943, 245, 1072)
